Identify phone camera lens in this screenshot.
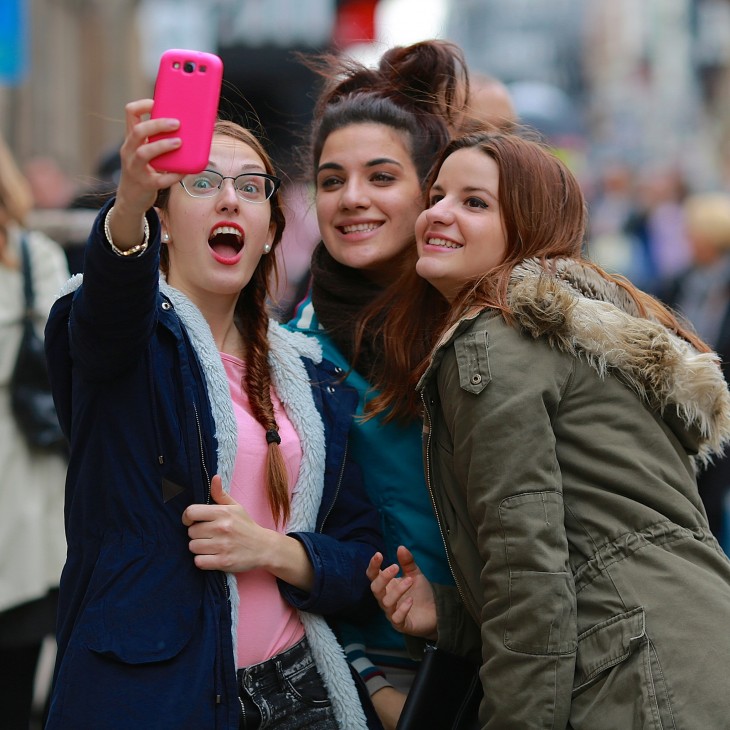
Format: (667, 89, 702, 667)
(183, 62, 195, 73)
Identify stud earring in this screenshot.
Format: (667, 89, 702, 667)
(162, 232, 169, 242)
(263, 243, 272, 254)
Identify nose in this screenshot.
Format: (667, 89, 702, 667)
(339, 178, 370, 210)
(215, 178, 240, 213)
(425, 197, 454, 224)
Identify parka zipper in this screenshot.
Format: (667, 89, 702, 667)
(319, 437, 349, 533)
(193, 398, 236, 719)
(192, 401, 212, 505)
(420, 390, 472, 612)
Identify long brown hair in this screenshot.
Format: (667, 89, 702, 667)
(157, 121, 292, 525)
(366, 131, 711, 421)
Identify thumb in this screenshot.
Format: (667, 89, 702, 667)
(397, 545, 421, 577)
(210, 474, 236, 506)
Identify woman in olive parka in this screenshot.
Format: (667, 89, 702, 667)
(367, 131, 730, 729)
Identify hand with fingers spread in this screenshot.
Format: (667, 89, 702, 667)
(183, 475, 315, 591)
(367, 545, 438, 640)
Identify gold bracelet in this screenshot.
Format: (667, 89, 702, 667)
(104, 205, 150, 257)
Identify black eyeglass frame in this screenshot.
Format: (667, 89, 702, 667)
(179, 170, 281, 203)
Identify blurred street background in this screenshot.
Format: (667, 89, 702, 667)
(3, 0, 730, 289)
(6, 1, 730, 724)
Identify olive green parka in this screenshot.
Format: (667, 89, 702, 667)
(419, 258, 730, 729)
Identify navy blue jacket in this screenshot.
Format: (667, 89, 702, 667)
(44, 204, 382, 730)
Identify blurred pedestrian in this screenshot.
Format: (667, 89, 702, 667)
(586, 160, 657, 290)
(23, 156, 77, 211)
(459, 72, 517, 132)
(43, 100, 382, 729)
(659, 191, 730, 549)
(368, 131, 730, 728)
(287, 39, 470, 729)
(0, 134, 69, 729)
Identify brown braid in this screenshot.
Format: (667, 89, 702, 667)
(237, 268, 291, 526)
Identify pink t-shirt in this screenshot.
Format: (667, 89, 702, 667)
(220, 353, 305, 668)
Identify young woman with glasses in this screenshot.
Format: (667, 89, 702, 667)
(44, 101, 383, 730)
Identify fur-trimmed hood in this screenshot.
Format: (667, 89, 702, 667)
(507, 258, 730, 465)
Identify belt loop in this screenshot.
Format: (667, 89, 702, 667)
(275, 659, 287, 692)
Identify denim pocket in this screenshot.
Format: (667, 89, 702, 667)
(281, 659, 331, 708)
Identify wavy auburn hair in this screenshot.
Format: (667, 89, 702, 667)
(157, 120, 292, 525)
(366, 132, 710, 421)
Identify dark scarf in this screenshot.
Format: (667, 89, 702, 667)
(310, 242, 385, 377)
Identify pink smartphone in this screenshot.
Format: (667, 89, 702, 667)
(149, 49, 223, 174)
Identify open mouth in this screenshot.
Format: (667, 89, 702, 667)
(208, 225, 243, 260)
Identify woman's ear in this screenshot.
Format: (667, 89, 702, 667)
(155, 207, 169, 242)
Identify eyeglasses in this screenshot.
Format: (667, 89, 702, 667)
(180, 170, 281, 203)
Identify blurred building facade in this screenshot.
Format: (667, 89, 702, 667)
(3, 0, 730, 191)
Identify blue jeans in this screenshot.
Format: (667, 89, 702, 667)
(238, 637, 337, 729)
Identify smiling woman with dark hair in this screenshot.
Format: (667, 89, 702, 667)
(287, 39, 472, 729)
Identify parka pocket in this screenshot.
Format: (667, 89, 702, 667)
(571, 607, 675, 729)
(83, 538, 204, 664)
(500, 491, 577, 655)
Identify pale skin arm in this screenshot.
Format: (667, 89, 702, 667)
(111, 99, 182, 250)
(182, 475, 315, 591)
(367, 545, 438, 641)
(371, 687, 407, 730)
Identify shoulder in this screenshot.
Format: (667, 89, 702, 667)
(284, 301, 353, 372)
(285, 294, 320, 333)
(268, 319, 323, 364)
(436, 308, 573, 399)
(25, 227, 66, 258)
(455, 308, 562, 363)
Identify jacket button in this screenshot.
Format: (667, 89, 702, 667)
(327, 385, 335, 394)
(161, 302, 172, 310)
(471, 373, 482, 384)
(334, 366, 344, 374)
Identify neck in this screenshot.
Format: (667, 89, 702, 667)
(173, 282, 243, 356)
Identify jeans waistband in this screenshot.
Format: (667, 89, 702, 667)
(237, 637, 312, 692)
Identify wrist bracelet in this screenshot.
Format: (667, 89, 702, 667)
(104, 205, 150, 257)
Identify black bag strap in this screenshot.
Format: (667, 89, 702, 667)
(18, 233, 35, 316)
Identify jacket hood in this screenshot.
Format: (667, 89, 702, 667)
(508, 258, 730, 466)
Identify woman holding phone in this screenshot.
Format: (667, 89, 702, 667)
(368, 131, 730, 728)
(44, 99, 382, 730)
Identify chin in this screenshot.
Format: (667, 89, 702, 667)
(415, 258, 439, 283)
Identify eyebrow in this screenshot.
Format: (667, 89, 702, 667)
(316, 157, 404, 175)
(205, 162, 267, 174)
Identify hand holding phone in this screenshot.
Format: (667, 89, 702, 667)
(149, 49, 223, 174)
